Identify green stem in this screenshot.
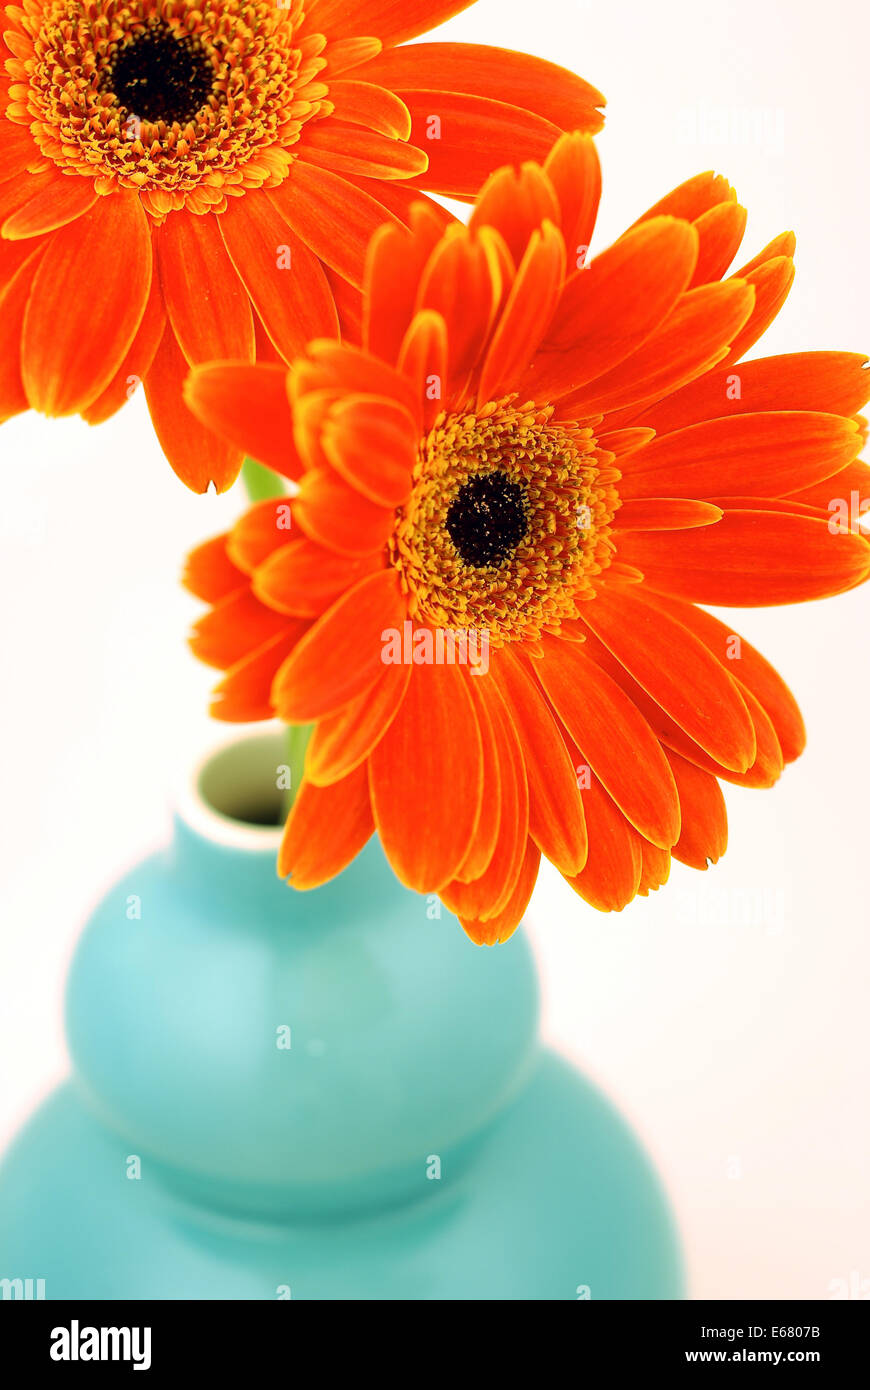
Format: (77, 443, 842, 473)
(239, 459, 303, 819)
(282, 723, 313, 821)
(241, 456, 287, 502)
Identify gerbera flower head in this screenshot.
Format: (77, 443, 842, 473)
(183, 134, 870, 943)
(0, 0, 604, 489)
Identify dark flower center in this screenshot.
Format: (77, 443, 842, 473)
(446, 471, 529, 567)
(106, 21, 216, 126)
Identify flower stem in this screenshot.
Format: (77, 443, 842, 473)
(238, 460, 301, 819)
(282, 723, 312, 822)
(241, 457, 286, 501)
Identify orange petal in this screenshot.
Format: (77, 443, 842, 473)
(326, 264, 363, 346)
(789, 459, 870, 518)
(210, 628, 304, 723)
(536, 639, 681, 849)
(559, 279, 756, 418)
(321, 393, 417, 505)
(182, 534, 245, 603)
(278, 765, 374, 890)
(665, 750, 728, 870)
(184, 361, 303, 480)
(640, 592, 806, 763)
(562, 772, 643, 913)
(355, 42, 605, 133)
(271, 568, 405, 721)
(606, 561, 646, 585)
(619, 411, 863, 502)
(616, 508, 870, 605)
(267, 160, 402, 291)
(305, 660, 411, 785)
(291, 339, 421, 421)
(254, 538, 380, 617)
(417, 223, 504, 397)
(0, 231, 42, 283)
(657, 678, 784, 792)
(451, 672, 529, 917)
(221, 191, 339, 361)
(190, 590, 290, 670)
(2, 170, 97, 239)
(689, 200, 747, 287)
(0, 247, 41, 420)
(699, 496, 828, 519)
(457, 839, 540, 946)
(636, 352, 870, 437)
(158, 211, 254, 364)
(394, 91, 563, 199)
(328, 78, 412, 140)
(81, 272, 166, 425)
(576, 620, 770, 789)
(469, 159, 560, 267)
(477, 219, 565, 406)
(637, 841, 671, 896)
(298, 122, 429, 180)
(726, 683, 784, 788)
(452, 672, 503, 884)
(529, 217, 698, 400)
(578, 585, 757, 772)
(303, 0, 477, 49)
(598, 426, 657, 461)
(613, 498, 723, 530)
(397, 308, 448, 429)
(720, 243, 795, 367)
(629, 170, 746, 288)
(227, 498, 297, 574)
(0, 166, 56, 222)
(320, 36, 383, 78)
(253, 313, 284, 364)
(494, 648, 587, 875)
(364, 200, 446, 364)
(629, 171, 739, 227)
(22, 192, 151, 414)
(342, 174, 455, 234)
(0, 121, 43, 183)
(369, 662, 483, 891)
(145, 321, 243, 493)
(293, 388, 344, 475)
(292, 465, 395, 556)
(542, 132, 601, 260)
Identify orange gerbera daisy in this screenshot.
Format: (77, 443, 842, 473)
(0, 0, 603, 491)
(183, 134, 870, 943)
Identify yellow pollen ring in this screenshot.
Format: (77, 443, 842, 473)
(2, 0, 332, 216)
(390, 399, 620, 647)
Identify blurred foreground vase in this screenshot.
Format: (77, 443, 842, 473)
(0, 733, 682, 1299)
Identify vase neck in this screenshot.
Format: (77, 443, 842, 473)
(169, 809, 407, 928)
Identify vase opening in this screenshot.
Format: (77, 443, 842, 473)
(197, 732, 285, 826)
(179, 731, 288, 851)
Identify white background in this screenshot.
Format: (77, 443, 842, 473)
(1, 0, 868, 1299)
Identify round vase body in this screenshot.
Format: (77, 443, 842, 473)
(0, 734, 683, 1299)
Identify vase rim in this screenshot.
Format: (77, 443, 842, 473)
(176, 728, 286, 855)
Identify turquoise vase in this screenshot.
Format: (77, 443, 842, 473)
(0, 733, 683, 1299)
